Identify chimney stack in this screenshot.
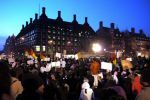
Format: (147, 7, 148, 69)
(131, 27, 135, 33)
(100, 21, 103, 29)
(139, 29, 143, 34)
(30, 18, 32, 23)
(22, 24, 24, 29)
(26, 21, 28, 26)
(42, 7, 46, 14)
(110, 23, 114, 29)
(35, 13, 38, 20)
(73, 14, 76, 21)
(85, 17, 88, 24)
(58, 11, 61, 18)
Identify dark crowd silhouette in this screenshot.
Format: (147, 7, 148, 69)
(0, 56, 150, 100)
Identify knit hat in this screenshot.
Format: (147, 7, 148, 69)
(22, 73, 43, 91)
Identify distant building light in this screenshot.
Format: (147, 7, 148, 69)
(36, 46, 40, 51)
(43, 46, 46, 51)
(92, 43, 102, 53)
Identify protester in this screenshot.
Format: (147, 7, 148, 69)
(136, 67, 150, 100)
(79, 81, 95, 100)
(10, 69, 23, 99)
(0, 55, 149, 100)
(0, 60, 12, 100)
(90, 58, 100, 88)
(16, 73, 44, 100)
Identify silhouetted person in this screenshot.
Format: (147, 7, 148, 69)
(0, 60, 12, 100)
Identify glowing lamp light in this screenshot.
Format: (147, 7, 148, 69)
(92, 43, 102, 53)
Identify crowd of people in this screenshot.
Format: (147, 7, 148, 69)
(0, 56, 150, 100)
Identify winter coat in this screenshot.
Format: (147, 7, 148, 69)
(79, 82, 95, 100)
(90, 61, 99, 75)
(136, 87, 150, 100)
(11, 77, 23, 99)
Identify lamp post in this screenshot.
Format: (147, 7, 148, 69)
(92, 43, 102, 53)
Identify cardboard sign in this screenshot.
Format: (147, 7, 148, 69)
(56, 52, 61, 58)
(56, 61, 61, 68)
(101, 62, 113, 71)
(51, 62, 56, 67)
(46, 63, 51, 72)
(121, 60, 133, 70)
(126, 58, 132, 61)
(61, 61, 66, 68)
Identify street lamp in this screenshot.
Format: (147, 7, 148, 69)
(92, 43, 102, 53)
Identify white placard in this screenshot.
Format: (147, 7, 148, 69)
(61, 60, 66, 68)
(56, 61, 61, 68)
(126, 58, 132, 61)
(46, 63, 51, 72)
(51, 62, 56, 67)
(101, 62, 112, 71)
(56, 52, 61, 58)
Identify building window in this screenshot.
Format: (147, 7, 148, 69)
(79, 33, 81, 37)
(36, 46, 40, 51)
(43, 46, 46, 51)
(58, 41, 60, 45)
(74, 38, 77, 42)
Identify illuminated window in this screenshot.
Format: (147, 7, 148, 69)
(36, 46, 40, 51)
(43, 46, 46, 51)
(79, 33, 81, 37)
(74, 39, 77, 41)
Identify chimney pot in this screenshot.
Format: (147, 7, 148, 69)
(110, 23, 114, 29)
(22, 25, 24, 29)
(30, 18, 32, 23)
(85, 17, 88, 23)
(139, 29, 143, 34)
(35, 13, 38, 20)
(58, 11, 61, 17)
(131, 27, 135, 33)
(100, 21, 103, 28)
(73, 14, 76, 20)
(26, 21, 28, 26)
(42, 7, 46, 14)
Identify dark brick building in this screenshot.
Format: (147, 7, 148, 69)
(3, 35, 16, 57)
(96, 21, 125, 53)
(15, 7, 95, 57)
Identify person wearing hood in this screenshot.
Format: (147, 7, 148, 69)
(79, 81, 95, 100)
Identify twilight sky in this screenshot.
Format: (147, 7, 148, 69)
(0, 0, 150, 50)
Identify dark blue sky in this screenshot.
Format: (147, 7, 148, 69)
(0, 0, 150, 50)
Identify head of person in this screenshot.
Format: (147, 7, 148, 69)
(22, 73, 44, 94)
(140, 67, 150, 87)
(0, 61, 11, 99)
